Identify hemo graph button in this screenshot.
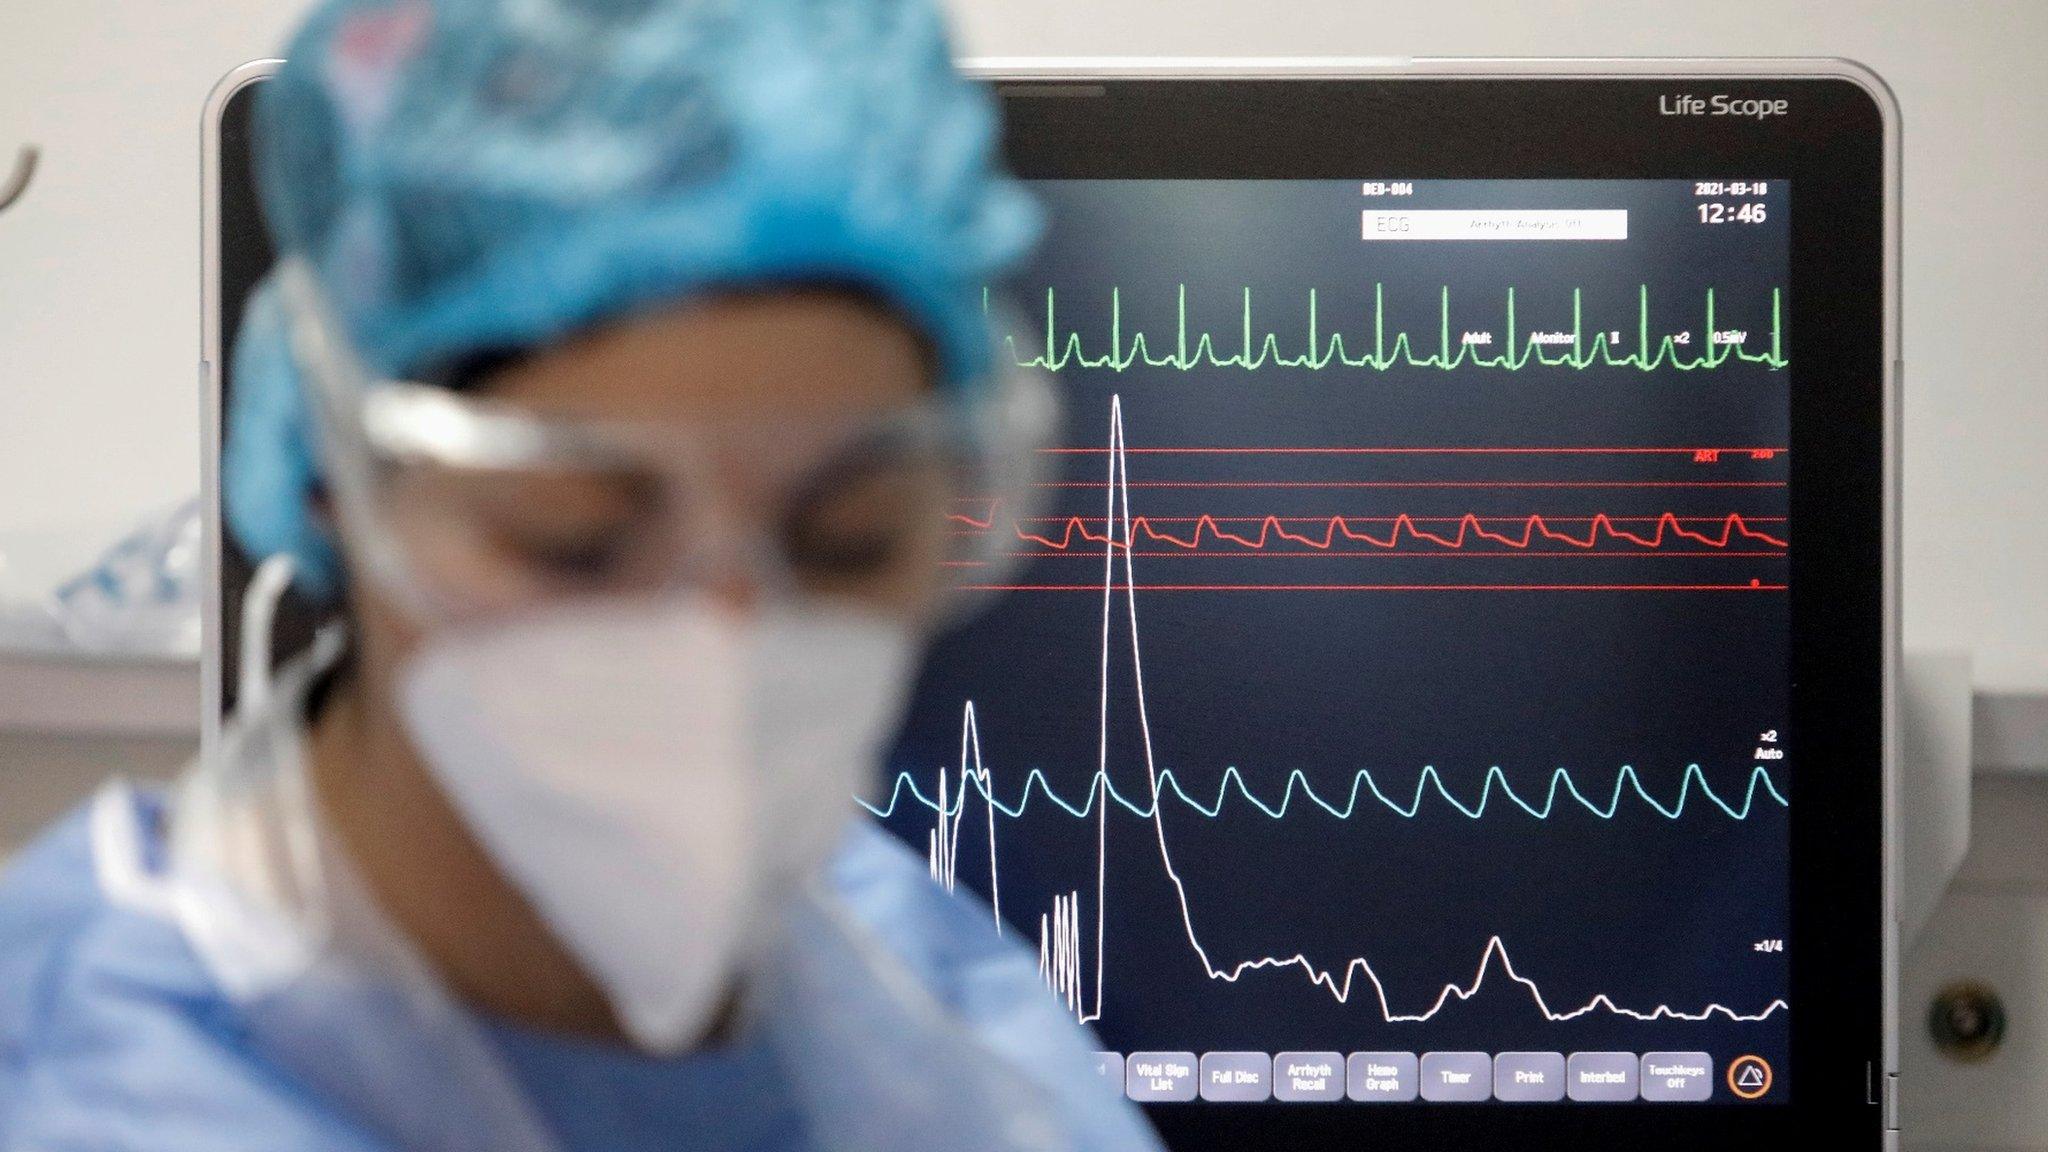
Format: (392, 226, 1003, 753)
(1347, 1052, 1419, 1102)
(1493, 1052, 1566, 1102)
(1091, 1052, 1125, 1094)
(1565, 1052, 1640, 1102)
(1125, 1052, 1198, 1102)
(1640, 1052, 1715, 1102)
(1420, 1052, 1493, 1102)
(1199, 1052, 1272, 1102)
(1272, 1052, 1345, 1101)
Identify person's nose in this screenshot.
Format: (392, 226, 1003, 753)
(688, 510, 770, 614)
(701, 566, 762, 615)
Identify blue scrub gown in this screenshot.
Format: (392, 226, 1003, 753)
(0, 785, 1154, 1152)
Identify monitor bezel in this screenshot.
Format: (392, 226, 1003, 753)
(201, 59, 280, 751)
(202, 56, 1899, 1152)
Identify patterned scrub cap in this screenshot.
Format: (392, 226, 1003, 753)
(226, 0, 1041, 595)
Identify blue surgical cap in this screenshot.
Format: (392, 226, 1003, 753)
(226, 0, 1042, 596)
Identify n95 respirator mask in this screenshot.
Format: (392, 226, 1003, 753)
(394, 594, 915, 1053)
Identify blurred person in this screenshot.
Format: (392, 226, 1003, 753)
(0, 1, 1162, 1149)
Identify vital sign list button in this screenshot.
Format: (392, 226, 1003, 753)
(1125, 1052, 1198, 1102)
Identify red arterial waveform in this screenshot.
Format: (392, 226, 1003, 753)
(949, 511, 1788, 553)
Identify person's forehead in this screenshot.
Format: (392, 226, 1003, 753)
(462, 289, 935, 425)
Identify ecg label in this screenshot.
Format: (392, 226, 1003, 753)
(994, 284, 1786, 374)
(881, 396, 1789, 1028)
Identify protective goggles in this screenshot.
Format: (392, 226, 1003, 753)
(271, 257, 1056, 626)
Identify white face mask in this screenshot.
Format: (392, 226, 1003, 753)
(394, 595, 916, 1053)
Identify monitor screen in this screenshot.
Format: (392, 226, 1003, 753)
(876, 176, 1792, 1108)
(217, 69, 1892, 1136)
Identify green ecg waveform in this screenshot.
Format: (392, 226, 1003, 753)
(994, 285, 1787, 373)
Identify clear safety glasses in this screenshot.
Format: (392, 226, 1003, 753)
(271, 258, 1055, 626)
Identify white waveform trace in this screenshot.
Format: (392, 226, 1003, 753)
(922, 394, 1788, 1028)
(1039, 891, 1086, 1016)
(927, 725, 1003, 936)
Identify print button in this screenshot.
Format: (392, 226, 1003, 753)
(1493, 1052, 1566, 1102)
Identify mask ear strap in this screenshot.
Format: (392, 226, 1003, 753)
(239, 554, 347, 719)
(240, 554, 298, 715)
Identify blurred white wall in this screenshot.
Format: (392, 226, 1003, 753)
(0, 0, 305, 598)
(0, 0, 2043, 685)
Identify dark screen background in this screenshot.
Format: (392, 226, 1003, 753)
(878, 178, 1794, 1098)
